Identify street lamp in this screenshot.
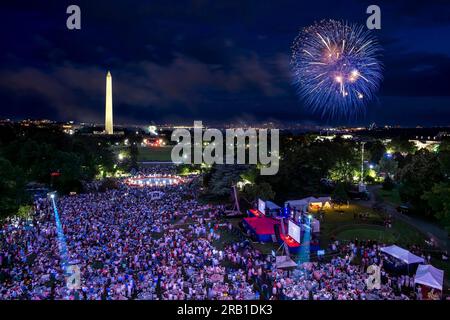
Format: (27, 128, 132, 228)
(360, 141, 366, 184)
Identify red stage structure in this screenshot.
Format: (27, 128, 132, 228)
(243, 209, 301, 253)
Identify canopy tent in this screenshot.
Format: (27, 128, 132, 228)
(309, 196, 332, 208)
(415, 264, 444, 291)
(380, 245, 425, 264)
(265, 201, 281, 210)
(285, 199, 309, 211)
(275, 255, 298, 269)
(285, 196, 331, 212)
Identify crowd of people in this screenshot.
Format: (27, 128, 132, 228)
(0, 165, 444, 300)
(270, 240, 412, 300)
(0, 166, 253, 300)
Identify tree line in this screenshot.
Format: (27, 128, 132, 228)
(0, 124, 115, 217)
(199, 133, 450, 231)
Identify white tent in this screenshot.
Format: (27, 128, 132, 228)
(311, 196, 332, 207)
(285, 196, 331, 211)
(266, 201, 281, 210)
(275, 255, 298, 269)
(380, 245, 425, 264)
(415, 264, 444, 291)
(285, 199, 309, 211)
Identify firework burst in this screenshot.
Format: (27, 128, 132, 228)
(291, 19, 383, 118)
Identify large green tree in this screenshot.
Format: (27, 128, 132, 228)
(332, 182, 349, 203)
(397, 150, 442, 213)
(422, 182, 450, 231)
(204, 164, 249, 198)
(388, 137, 416, 154)
(437, 138, 450, 178)
(0, 157, 28, 217)
(259, 136, 360, 201)
(367, 140, 386, 164)
(0, 126, 116, 213)
(379, 157, 398, 178)
(242, 182, 275, 202)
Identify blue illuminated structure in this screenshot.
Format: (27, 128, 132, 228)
(298, 215, 312, 264)
(50, 194, 70, 271)
(281, 204, 290, 219)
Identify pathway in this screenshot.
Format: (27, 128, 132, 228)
(358, 185, 448, 252)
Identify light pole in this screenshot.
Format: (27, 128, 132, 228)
(361, 141, 366, 184)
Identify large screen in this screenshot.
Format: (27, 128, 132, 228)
(258, 199, 266, 215)
(288, 220, 301, 243)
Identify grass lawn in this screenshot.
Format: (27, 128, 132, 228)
(334, 221, 426, 246)
(388, 219, 428, 246)
(138, 146, 173, 162)
(336, 227, 397, 243)
(252, 242, 279, 255)
(212, 218, 243, 250)
(318, 204, 427, 247)
(377, 188, 402, 207)
(318, 204, 383, 246)
(213, 229, 241, 250)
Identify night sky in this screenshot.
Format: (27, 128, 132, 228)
(1, 0, 450, 126)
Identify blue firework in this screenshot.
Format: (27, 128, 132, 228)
(291, 19, 383, 118)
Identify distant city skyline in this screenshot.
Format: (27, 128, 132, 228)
(0, 1, 450, 126)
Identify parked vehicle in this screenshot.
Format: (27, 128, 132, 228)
(347, 190, 370, 201)
(396, 204, 411, 214)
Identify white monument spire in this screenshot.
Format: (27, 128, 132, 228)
(105, 71, 113, 134)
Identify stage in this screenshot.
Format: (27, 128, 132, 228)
(243, 213, 321, 255)
(243, 206, 324, 257)
(124, 175, 183, 187)
(247, 208, 264, 218)
(242, 216, 281, 242)
(280, 233, 301, 254)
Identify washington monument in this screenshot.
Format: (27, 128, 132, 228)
(105, 71, 113, 134)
